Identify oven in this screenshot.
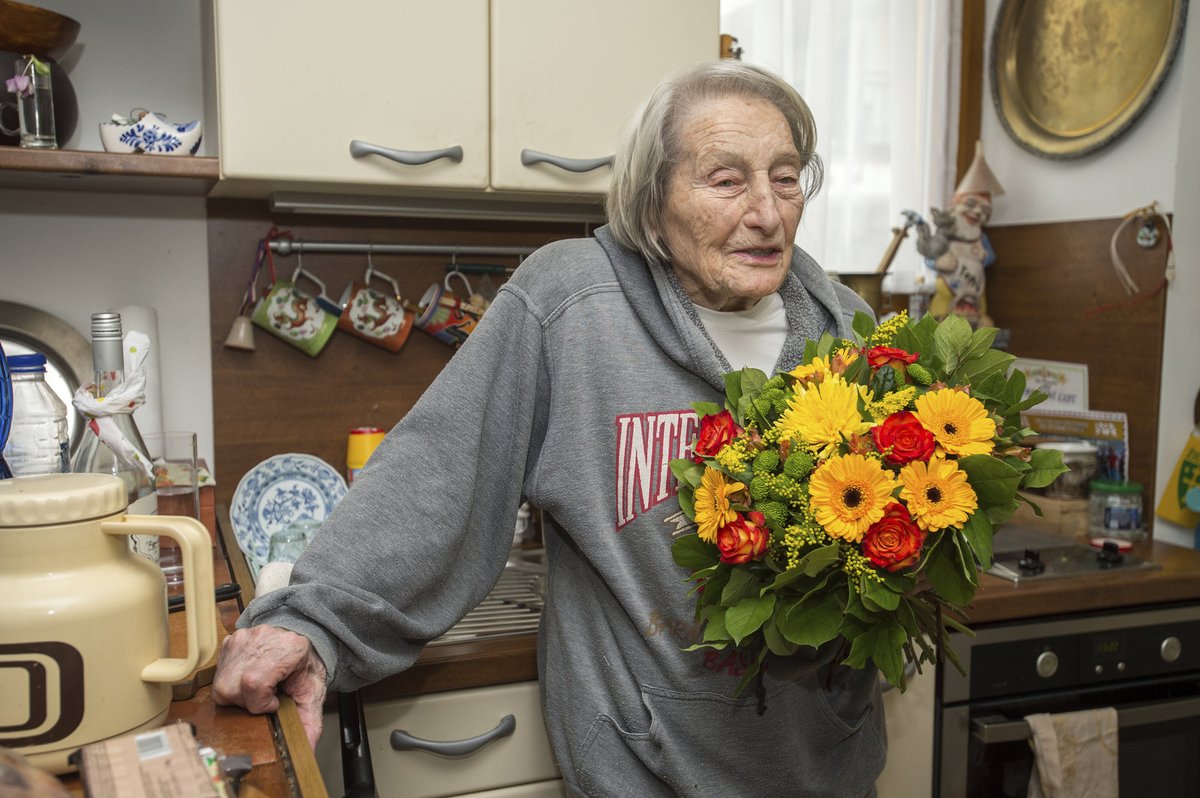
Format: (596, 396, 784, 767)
(935, 602, 1200, 797)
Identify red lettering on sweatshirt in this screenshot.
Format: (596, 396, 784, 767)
(615, 410, 697, 531)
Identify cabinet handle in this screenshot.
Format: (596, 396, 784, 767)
(520, 149, 613, 173)
(389, 714, 516, 757)
(350, 139, 464, 166)
(971, 695, 1200, 744)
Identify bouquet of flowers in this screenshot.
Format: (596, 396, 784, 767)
(670, 311, 1067, 694)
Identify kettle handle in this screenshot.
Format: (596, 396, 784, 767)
(102, 515, 218, 683)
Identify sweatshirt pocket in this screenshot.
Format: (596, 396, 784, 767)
(638, 678, 885, 797)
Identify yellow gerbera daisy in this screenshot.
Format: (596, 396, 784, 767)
(898, 457, 978, 531)
(788, 354, 834, 383)
(775, 377, 873, 458)
(808, 453, 898, 542)
(912, 388, 996, 456)
(693, 466, 744, 543)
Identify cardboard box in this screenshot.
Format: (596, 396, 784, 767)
(1009, 492, 1088, 540)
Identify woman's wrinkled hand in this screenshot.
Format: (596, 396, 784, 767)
(212, 625, 327, 750)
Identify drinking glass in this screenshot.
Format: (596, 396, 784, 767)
(268, 527, 309, 564)
(144, 431, 200, 596)
(13, 57, 56, 149)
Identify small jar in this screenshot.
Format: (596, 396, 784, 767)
(1088, 479, 1144, 540)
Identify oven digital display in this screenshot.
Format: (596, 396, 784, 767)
(1091, 633, 1126, 660)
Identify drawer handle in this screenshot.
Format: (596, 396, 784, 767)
(350, 139, 464, 166)
(389, 714, 516, 757)
(520, 149, 613, 173)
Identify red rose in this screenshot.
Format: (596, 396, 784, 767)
(866, 345, 919, 370)
(716, 511, 770, 565)
(872, 410, 936, 465)
(862, 502, 925, 572)
(692, 409, 741, 463)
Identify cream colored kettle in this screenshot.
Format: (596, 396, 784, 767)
(0, 473, 217, 774)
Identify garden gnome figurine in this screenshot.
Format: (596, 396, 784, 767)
(917, 141, 1005, 328)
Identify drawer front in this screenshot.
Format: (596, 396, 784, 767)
(317, 682, 560, 798)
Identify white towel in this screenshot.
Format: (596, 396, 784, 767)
(1026, 707, 1118, 798)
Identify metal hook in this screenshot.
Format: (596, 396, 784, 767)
(366, 243, 376, 281)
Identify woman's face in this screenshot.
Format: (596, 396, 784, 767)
(660, 95, 805, 311)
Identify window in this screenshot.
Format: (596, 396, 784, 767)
(721, 0, 961, 292)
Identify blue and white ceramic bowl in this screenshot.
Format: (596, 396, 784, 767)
(230, 453, 347, 570)
(98, 112, 202, 156)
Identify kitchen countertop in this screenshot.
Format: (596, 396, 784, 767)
(353, 533, 1200, 702)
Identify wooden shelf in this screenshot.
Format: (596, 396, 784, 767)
(0, 146, 219, 196)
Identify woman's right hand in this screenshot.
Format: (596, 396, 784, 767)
(212, 625, 328, 750)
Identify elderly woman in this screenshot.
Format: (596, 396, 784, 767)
(215, 61, 882, 797)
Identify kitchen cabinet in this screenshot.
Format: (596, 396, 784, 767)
(315, 680, 561, 798)
(212, 0, 718, 199)
(875, 666, 935, 798)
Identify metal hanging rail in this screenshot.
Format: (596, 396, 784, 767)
(268, 239, 540, 258)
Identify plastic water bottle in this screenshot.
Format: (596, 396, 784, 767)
(3, 353, 69, 475)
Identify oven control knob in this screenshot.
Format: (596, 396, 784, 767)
(1036, 650, 1059, 678)
(1161, 636, 1182, 663)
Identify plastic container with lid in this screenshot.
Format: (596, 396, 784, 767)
(2, 353, 69, 476)
(1087, 479, 1144, 540)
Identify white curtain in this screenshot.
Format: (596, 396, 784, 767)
(720, 0, 960, 292)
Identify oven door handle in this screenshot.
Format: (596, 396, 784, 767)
(972, 695, 1200, 744)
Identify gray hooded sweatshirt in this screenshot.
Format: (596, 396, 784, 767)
(239, 226, 885, 797)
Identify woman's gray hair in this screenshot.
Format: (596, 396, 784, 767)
(606, 60, 823, 265)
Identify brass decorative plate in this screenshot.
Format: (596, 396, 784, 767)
(991, 0, 1188, 159)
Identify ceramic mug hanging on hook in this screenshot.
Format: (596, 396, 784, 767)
(337, 249, 415, 352)
(251, 252, 342, 357)
(444, 269, 492, 318)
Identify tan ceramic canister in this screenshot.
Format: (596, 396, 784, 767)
(0, 473, 216, 774)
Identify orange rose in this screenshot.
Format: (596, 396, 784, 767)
(716, 511, 770, 565)
(866, 345, 918, 371)
(862, 502, 925, 572)
(692, 409, 741, 463)
(872, 410, 936, 465)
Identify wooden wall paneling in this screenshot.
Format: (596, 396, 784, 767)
(985, 216, 1171, 507)
(957, 0, 987, 184)
(206, 201, 584, 506)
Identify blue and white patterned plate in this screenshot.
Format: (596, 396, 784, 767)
(230, 453, 347, 568)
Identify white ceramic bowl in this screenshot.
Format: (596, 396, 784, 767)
(98, 112, 202, 156)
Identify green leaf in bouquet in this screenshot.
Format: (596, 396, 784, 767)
(843, 617, 907, 688)
(724, 371, 745, 416)
(893, 313, 938, 361)
(732, 647, 769, 699)
(796, 540, 841, 576)
(669, 458, 704, 489)
(698, 567, 732, 608)
(726, 593, 777, 645)
(1002, 390, 1051, 418)
(721, 567, 763, 607)
(985, 501, 1017, 527)
(852, 310, 877, 342)
(672, 534, 717, 570)
(933, 314, 973, 375)
(740, 367, 768, 398)
(767, 565, 821, 594)
(958, 453, 1022, 506)
(700, 604, 732, 642)
(860, 575, 902, 611)
(762, 613, 801, 656)
(677, 487, 696, 520)
(1015, 491, 1045, 517)
(998, 368, 1026, 408)
(843, 355, 870, 386)
(923, 532, 978, 607)
(959, 511, 995, 570)
(691, 400, 724, 418)
(1022, 447, 1070, 489)
(964, 326, 998, 363)
(953, 348, 1016, 386)
(778, 590, 845, 648)
(814, 331, 839, 359)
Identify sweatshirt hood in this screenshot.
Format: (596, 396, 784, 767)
(593, 225, 871, 392)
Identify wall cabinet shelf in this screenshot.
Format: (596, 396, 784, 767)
(0, 147, 218, 196)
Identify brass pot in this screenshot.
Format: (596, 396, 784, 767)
(832, 273, 887, 315)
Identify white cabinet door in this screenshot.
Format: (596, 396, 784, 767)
(876, 666, 936, 798)
(489, 0, 719, 193)
(214, 0, 490, 189)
